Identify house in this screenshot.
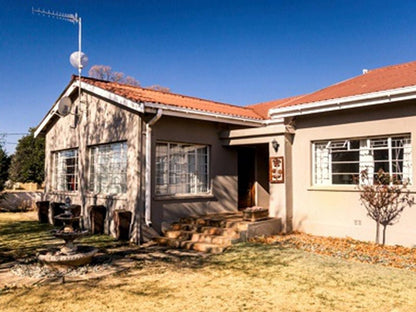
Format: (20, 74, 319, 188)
(35, 60, 416, 246)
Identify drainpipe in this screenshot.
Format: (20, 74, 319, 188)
(145, 109, 163, 226)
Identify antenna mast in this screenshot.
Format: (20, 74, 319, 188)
(32, 7, 87, 126)
(32, 8, 84, 96)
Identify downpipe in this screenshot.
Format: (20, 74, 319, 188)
(145, 109, 163, 226)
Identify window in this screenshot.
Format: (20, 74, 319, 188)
(155, 142, 209, 195)
(89, 142, 127, 194)
(53, 149, 79, 191)
(313, 135, 412, 185)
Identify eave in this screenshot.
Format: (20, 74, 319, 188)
(268, 85, 416, 119)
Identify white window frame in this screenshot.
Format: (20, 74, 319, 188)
(52, 149, 79, 192)
(89, 141, 128, 194)
(155, 142, 210, 196)
(313, 134, 412, 186)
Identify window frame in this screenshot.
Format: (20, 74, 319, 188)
(52, 148, 79, 192)
(155, 141, 211, 196)
(88, 141, 128, 195)
(312, 134, 412, 186)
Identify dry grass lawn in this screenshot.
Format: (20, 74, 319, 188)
(1, 212, 416, 312)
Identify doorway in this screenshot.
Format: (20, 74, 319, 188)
(238, 148, 256, 209)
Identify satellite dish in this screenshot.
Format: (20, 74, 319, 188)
(57, 96, 72, 116)
(69, 51, 88, 69)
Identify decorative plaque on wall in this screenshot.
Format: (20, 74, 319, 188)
(269, 156, 284, 183)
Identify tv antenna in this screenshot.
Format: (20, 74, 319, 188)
(32, 8, 88, 124)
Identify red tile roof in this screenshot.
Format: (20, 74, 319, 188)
(247, 95, 305, 118)
(77, 60, 416, 121)
(77, 76, 264, 120)
(251, 60, 416, 111)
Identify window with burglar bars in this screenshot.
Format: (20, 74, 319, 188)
(155, 142, 209, 195)
(313, 135, 412, 185)
(53, 149, 79, 191)
(89, 142, 128, 194)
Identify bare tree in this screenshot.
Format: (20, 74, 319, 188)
(124, 76, 141, 87)
(88, 65, 140, 86)
(147, 85, 171, 92)
(357, 169, 414, 245)
(88, 65, 113, 81)
(88, 65, 170, 91)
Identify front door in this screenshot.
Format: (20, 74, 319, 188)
(238, 148, 255, 209)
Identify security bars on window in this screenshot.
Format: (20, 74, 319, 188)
(89, 142, 128, 194)
(155, 142, 209, 195)
(313, 135, 412, 185)
(53, 149, 79, 191)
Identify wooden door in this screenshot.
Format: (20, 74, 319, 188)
(238, 148, 255, 209)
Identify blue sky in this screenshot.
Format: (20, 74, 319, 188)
(1, 0, 416, 153)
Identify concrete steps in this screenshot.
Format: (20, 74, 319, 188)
(156, 212, 244, 253)
(155, 211, 282, 254)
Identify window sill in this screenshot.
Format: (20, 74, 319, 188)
(308, 185, 416, 193)
(307, 185, 359, 192)
(154, 193, 215, 201)
(86, 193, 128, 200)
(50, 191, 79, 196)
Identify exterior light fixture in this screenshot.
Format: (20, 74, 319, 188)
(272, 139, 280, 153)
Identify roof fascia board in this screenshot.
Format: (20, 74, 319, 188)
(35, 81, 145, 137)
(222, 135, 279, 146)
(34, 83, 78, 137)
(264, 118, 284, 125)
(269, 85, 416, 119)
(144, 103, 264, 127)
(80, 82, 145, 113)
(220, 124, 286, 139)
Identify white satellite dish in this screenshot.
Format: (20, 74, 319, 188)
(57, 96, 72, 116)
(69, 51, 88, 69)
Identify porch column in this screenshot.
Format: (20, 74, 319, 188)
(268, 133, 293, 233)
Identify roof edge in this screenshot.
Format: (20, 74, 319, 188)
(35, 78, 265, 137)
(269, 85, 416, 119)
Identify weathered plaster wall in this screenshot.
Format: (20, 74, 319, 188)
(291, 100, 416, 246)
(44, 92, 142, 241)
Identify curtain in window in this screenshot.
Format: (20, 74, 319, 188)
(89, 142, 127, 194)
(155, 143, 209, 195)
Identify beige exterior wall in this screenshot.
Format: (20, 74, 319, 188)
(268, 134, 293, 232)
(289, 100, 416, 246)
(151, 116, 239, 231)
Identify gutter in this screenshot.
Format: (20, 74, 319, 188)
(144, 109, 163, 226)
(144, 102, 264, 127)
(268, 85, 416, 119)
